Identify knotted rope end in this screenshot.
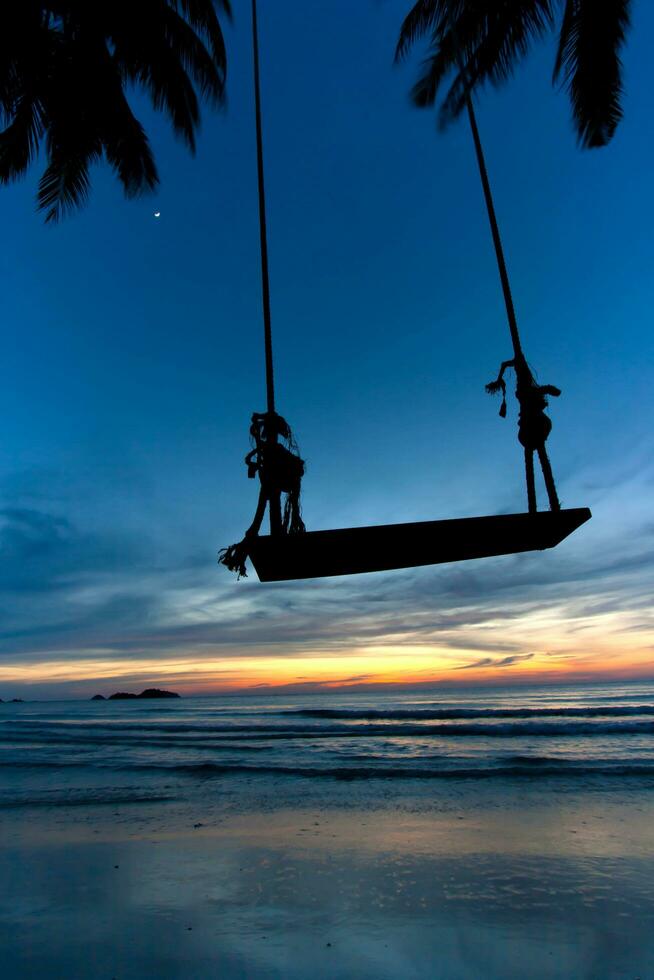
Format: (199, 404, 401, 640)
(218, 539, 251, 579)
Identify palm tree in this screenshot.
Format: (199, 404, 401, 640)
(0, 1, 231, 222)
(395, 1, 632, 149)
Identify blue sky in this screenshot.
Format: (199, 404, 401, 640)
(1, 0, 653, 698)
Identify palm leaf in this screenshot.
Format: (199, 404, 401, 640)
(470, 0, 554, 86)
(112, 2, 227, 108)
(439, 0, 555, 124)
(0, 95, 45, 181)
(37, 140, 101, 223)
(406, 2, 485, 110)
(100, 84, 159, 197)
(1, 0, 231, 220)
(553, 0, 631, 148)
(171, 0, 231, 70)
(395, 0, 453, 63)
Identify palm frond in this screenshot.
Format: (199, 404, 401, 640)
(406, 1, 486, 110)
(553, 0, 631, 147)
(171, 0, 231, 70)
(437, 0, 555, 125)
(1, 0, 231, 220)
(553, 0, 576, 82)
(410, 24, 461, 109)
(437, 66, 472, 126)
(402, 1, 557, 128)
(100, 86, 159, 197)
(471, 0, 555, 86)
(0, 95, 45, 181)
(37, 141, 101, 223)
(0, 7, 51, 125)
(173, 0, 232, 24)
(395, 0, 453, 63)
(135, 51, 201, 150)
(113, 3, 227, 108)
(158, 5, 227, 103)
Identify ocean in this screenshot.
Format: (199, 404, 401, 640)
(4, 683, 654, 978)
(3, 682, 654, 808)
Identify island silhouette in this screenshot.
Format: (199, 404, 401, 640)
(91, 689, 180, 701)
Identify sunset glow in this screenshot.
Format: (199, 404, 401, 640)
(2, 600, 652, 698)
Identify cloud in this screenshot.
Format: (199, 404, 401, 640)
(253, 673, 373, 688)
(454, 653, 535, 671)
(2, 468, 654, 691)
(0, 507, 150, 593)
(0, 506, 164, 653)
(3, 520, 653, 664)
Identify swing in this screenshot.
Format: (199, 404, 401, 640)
(219, 1, 591, 583)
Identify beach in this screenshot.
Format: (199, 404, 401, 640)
(2, 687, 654, 978)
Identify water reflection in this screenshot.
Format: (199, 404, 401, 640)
(2, 798, 654, 979)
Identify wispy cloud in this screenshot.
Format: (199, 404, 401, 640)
(454, 653, 535, 670)
(2, 458, 654, 694)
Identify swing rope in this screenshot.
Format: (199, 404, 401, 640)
(464, 97, 523, 364)
(219, 0, 306, 577)
(446, 13, 523, 364)
(252, 0, 276, 417)
(451, 23, 561, 513)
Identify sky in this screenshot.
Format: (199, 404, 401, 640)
(1, 0, 653, 699)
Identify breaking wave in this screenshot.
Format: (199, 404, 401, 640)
(125, 760, 654, 781)
(283, 705, 654, 721)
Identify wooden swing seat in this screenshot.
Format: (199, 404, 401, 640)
(247, 507, 591, 582)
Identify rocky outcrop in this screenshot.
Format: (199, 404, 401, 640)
(137, 689, 180, 699)
(106, 689, 180, 700)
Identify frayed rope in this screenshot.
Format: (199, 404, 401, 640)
(218, 538, 251, 579)
(485, 378, 507, 418)
(283, 489, 305, 535)
(485, 378, 504, 395)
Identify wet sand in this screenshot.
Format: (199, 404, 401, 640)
(2, 781, 653, 979)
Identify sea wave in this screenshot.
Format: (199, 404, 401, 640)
(0, 791, 176, 808)
(125, 760, 654, 781)
(3, 756, 654, 783)
(3, 720, 654, 740)
(283, 705, 654, 721)
(0, 730, 268, 750)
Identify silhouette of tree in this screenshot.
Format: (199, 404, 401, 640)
(396, 1, 632, 148)
(0, 1, 231, 222)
